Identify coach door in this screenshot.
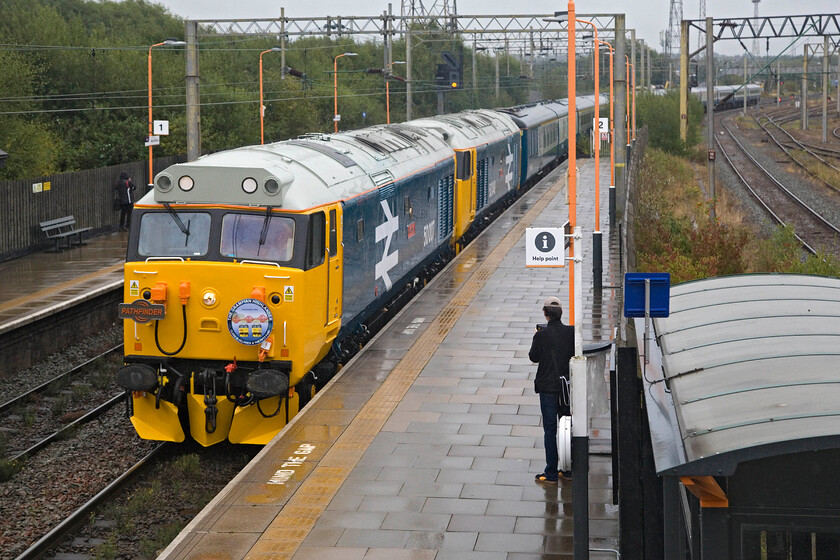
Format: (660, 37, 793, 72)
(325, 205, 342, 330)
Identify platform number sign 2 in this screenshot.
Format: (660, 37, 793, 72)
(594, 117, 609, 141)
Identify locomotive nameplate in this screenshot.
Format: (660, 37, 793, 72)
(119, 300, 166, 323)
(227, 298, 274, 346)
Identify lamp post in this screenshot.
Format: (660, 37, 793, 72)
(544, 8, 577, 331)
(625, 55, 631, 143)
(334, 52, 358, 132)
(624, 56, 636, 142)
(579, 22, 601, 291)
(596, 40, 615, 190)
(260, 47, 283, 145)
(631, 59, 637, 141)
(148, 38, 185, 190)
(545, 7, 591, 559)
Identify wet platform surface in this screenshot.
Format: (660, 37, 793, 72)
(0, 232, 126, 334)
(159, 157, 621, 560)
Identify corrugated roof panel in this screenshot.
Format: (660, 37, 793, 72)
(640, 274, 840, 475)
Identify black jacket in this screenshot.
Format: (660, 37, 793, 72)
(529, 319, 575, 393)
(114, 172, 136, 205)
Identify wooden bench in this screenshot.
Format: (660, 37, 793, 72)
(39, 216, 92, 252)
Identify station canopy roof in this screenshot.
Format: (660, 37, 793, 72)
(640, 274, 840, 476)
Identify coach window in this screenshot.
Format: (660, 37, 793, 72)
(306, 211, 326, 269)
(328, 209, 337, 257)
(456, 151, 472, 180)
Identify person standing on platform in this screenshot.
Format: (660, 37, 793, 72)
(114, 171, 136, 231)
(529, 296, 575, 484)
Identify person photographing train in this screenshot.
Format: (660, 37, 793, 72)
(529, 296, 575, 484)
(114, 171, 136, 232)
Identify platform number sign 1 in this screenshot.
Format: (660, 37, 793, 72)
(153, 120, 169, 136)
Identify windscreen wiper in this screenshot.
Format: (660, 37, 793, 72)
(163, 203, 191, 240)
(258, 206, 273, 253)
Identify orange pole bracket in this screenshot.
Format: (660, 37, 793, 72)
(681, 476, 729, 508)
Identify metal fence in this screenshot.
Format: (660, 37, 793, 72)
(0, 155, 185, 262)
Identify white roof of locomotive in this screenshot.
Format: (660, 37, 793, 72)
(408, 109, 520, 150)
(145, 124, 453, 211)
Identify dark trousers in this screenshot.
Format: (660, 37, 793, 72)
(539, 391, 570, 479)
(119, 204, 133, 230)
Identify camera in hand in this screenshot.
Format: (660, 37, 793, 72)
(536, 323, 547, 331)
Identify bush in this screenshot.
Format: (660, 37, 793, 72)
(635, 147, 751, 282)
(636, 149, 840, 283)
(636, 91, 704, 155)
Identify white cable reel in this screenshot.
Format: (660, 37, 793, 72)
(558, 415, 572, 474)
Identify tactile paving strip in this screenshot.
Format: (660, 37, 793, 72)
(246, 179, 565, 560)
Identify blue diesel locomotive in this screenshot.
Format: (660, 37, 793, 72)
(115, 96, 607, 445)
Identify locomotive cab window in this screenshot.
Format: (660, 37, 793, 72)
(356, 218, 364, 242)
(220, 213, 295, 262)
(456, 151, 472, 180)
(137, 211, 211, 257)
(306, 211, 326, 269)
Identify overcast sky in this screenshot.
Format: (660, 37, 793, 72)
(151, 0, 838, 56)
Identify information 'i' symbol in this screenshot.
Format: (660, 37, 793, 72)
(536, 231, 556, 253)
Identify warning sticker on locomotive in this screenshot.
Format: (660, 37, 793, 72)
(283, 286, 294, 302)
(227, 298, 273, 346)
(129, 280, 140, 297)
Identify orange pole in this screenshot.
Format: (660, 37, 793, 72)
(579, 19, 599, 231)
(596, 41, 614, 189)
(625, 55, 631, 143)
(568, 0, 576, 326)
(631, 62, 637, 141)
(148, 42, 164, 188)
(386, 79, 391, 124)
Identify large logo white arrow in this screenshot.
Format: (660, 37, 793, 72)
(375, 200, 399, 290)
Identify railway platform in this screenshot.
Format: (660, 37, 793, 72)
(0, 231, 127, 375)
(158, 155, 622, 560)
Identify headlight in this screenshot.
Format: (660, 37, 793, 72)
(156, 174, 173, 192)
(264, 178, 280, 195)
(179, 175, 195, 191)
(242, 177, 258, 194)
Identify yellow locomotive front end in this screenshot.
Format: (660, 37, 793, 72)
(117, 201, 342, 446)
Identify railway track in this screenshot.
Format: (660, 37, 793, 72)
(13, 443, 167, 560)
(716, 118, 840, 256)
(0, 345, 125, 461)
(753, 114, 840, 192)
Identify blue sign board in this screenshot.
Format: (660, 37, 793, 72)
(623, 273, 671, 318)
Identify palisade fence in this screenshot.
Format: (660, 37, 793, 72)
(0, 155, 185, 262)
